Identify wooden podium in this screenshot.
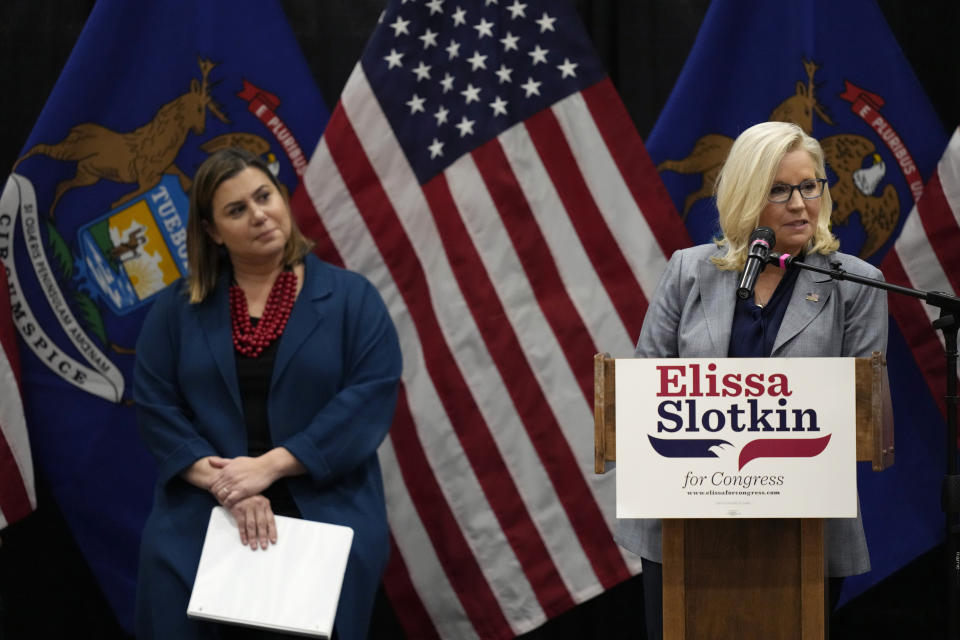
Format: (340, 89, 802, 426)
(594, 353, 893, 639)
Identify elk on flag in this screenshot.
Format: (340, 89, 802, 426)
(644, 0, 950, 604)
(299, 0, 690, 637)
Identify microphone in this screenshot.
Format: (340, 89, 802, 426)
(736, 227, 776, 300)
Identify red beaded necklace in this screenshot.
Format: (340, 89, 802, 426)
(229, 270, 298, 358)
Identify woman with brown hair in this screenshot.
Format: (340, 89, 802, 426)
(134, 148, 402, 639)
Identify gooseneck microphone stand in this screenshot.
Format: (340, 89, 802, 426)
(767, 252, 960, 639)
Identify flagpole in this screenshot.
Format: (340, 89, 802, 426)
(768, 252, 960, 638)
(933, 308, 960, 640)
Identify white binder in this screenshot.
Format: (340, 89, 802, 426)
(187, 506, 353, 638)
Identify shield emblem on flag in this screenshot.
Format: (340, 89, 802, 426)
(75, 175, 190, 315)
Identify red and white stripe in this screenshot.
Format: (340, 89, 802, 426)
(882, 127, 960, 418)
(0, 264, 37, 529)
(296, 63, 689, 638)
(881, 129, 960, 412)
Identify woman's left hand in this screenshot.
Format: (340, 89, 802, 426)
(229, 495, 277, 550)
(209, 456, 276, 508)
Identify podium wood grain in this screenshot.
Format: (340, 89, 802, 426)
(662, 519, 825, 639)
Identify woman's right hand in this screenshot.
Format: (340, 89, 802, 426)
(181, 456, 222, 492)
(229, 494, 277, 550)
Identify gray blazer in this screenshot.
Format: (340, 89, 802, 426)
(615, 243, 888, 576)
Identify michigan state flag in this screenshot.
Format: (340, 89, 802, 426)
(645, 0, 949, 602)
(0, 0, 328, 628)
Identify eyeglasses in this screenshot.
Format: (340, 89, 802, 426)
(767, 178, 827, 203)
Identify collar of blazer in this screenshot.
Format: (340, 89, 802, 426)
(197, 255, 334, 414)
(697, 248, 836, 356)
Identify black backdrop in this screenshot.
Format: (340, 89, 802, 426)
(0, 1, 957, 638)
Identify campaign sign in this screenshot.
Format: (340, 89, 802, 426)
(616, 358, 856, 519)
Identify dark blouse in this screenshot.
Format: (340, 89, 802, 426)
(727, 261, 802, 358)
(235, 318, 301, 518)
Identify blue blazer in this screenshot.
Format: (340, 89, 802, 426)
(133, 254, 402, 639)
(615, 244, 888, 576)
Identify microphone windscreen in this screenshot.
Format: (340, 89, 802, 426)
(750, 226, 776, 248)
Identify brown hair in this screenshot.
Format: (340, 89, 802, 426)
(185, 148, 313, 302)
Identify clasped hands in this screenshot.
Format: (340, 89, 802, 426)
(204, 455, 278, 550)
(184, 449, 304, 550)
(208, 455, 274, 508)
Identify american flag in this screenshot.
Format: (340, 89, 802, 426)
(292, 0, 690, 636)
(881, 127, 960, 420)
(0, 258, 36, 529)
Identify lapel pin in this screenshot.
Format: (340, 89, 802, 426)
(805, 293, 820, 302)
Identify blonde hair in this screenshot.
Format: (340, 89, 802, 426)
(185, 148, 313, 302)
(712, 121, 838, 271)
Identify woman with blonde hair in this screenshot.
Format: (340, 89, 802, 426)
(616, 121, 886, 639)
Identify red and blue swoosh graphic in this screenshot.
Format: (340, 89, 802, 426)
(648, 434, 832, 470)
